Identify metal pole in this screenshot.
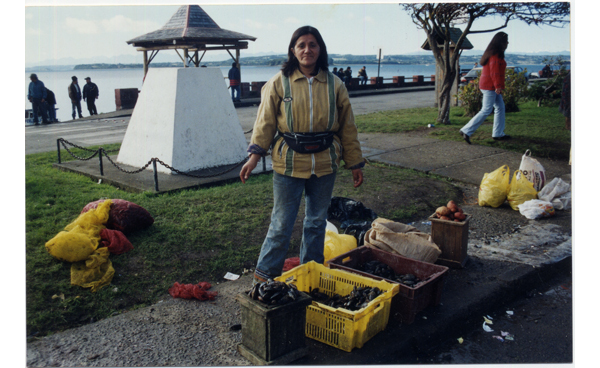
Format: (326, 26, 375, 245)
(262, 156, 266, 172)
(57, 139, 61, 164)
(377, 48, 382, 79)
(98, 149, 104, 176)
(153, 159, 159, 192)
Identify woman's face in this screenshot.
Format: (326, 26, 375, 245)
(292, 34, 320, 72)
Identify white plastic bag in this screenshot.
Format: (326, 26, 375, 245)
(552, 192, 571, 210)
(538, 177, 570, 202)
(517, 199, 555, 220)
(518, 150, 546, 192)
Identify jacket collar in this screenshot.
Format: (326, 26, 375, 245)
(290, 68, 328, 83)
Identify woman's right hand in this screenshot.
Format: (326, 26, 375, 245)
(239, 153, 261, 184)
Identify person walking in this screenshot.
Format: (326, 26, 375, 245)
(27, 73, 49, 125)
(239, 25, 365, 283)
(459, 32, 511, 144)
(68, 76, 84, 119)
(228, 62, 241, 102)
(83, 77, 99, 115)
(45, 87, 58, 123)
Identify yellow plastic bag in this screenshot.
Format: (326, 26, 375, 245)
(71, 247, 115, 292)
(45, 199, 112, 262)
(324, 229, 357, 264)
(507, 170, 538, 210)
(478, 165, 510, 208)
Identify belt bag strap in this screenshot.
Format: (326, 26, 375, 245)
(281, 131, 336, 154)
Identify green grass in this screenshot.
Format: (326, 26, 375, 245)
(26, 98, 569, 338)
(26, 146, 459, 338)
(355, 100, 571, 160)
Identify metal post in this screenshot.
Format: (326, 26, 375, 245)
(262, 156, 266, 172)
(143, 50, 149, 80)
(152, 159, 159, 192)
(57, 139, 61, 164)
(98, 149, 104, 176)
(377, 48, 382, 79)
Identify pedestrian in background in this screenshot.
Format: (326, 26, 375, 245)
(460, 32, 511, 144)
(358, 66, 368, 85)
(228, 62, 241, 102)
(68, 76, 84, 119)
(27, 73, 49, 125)
(83, 77, 99, 115)
(239, 25, 364, 284)
(344, 66, 352, 86)
(45, 87, 58, 123)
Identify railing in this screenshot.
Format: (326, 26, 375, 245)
(239, 75, 436, 98)
(56, 138, 267, 192)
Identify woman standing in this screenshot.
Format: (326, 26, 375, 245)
(239, 26, 365, 283)
(460, 32, 511, 144)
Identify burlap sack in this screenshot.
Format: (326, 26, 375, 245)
(364, 218, 441, 263)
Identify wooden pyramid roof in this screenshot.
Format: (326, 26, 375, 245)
(421, 27, 473, 50)
(127, 5, 256, 48)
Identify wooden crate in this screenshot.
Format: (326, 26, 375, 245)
(236, 291, 312, 365)
(328, 246, 449, 324)
(428, 213, 471, 268)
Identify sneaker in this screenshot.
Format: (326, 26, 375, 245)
(493, 135, 511, 141)
(460, 131, 471, 144)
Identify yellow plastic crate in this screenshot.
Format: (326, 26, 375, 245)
(276, 261, 399, 352)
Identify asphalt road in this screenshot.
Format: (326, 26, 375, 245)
(25, 91, 435, 155)
(396, 271, 573, 364)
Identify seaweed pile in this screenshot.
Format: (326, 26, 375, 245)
(248, 279, 301, 306)
(358, 260, 422, 287)
(309, 286, 382, 311)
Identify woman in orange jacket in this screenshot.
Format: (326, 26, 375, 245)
(460, 32, 510, 144)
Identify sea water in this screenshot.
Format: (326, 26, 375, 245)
(25, 64, 545, 123)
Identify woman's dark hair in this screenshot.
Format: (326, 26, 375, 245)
(282, 26, 329, 77)
(480, 32, 508, 66)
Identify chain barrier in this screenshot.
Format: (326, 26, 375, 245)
(59, 139, 99, 161)
(153, 157, 248, 178)
(56, 138, 254, 190)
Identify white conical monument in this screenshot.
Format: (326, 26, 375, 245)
(117, 67, 248, 174)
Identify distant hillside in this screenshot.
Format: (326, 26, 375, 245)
(29, 53, 570, 72)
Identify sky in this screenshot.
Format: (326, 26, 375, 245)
(23, 0, 573, 67)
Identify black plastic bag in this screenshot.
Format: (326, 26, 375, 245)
(328, 197, 377, 246)
(327, 197, 377, 223)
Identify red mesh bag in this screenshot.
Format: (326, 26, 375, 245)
(282, 257, 300, 272)
(169, 282, 217, 301)
(99, 228, 134, 255)
(82, 199, 154, 234)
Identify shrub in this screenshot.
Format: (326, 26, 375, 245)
(458, 68, 529, 115)
(503, 68, 529, 112)
(457, 73, 482, 117)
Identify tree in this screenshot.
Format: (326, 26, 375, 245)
(401, 2, 570, 125)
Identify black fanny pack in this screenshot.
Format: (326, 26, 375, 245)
(280, 131, 336, 154)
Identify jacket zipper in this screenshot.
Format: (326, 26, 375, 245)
(308, 77, 316, 175)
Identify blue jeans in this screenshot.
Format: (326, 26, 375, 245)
(460, 89, 506, 138)
(255, 171, 337, 280)
(231, 85, 241, 101)
(72, 100, 82, 119)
